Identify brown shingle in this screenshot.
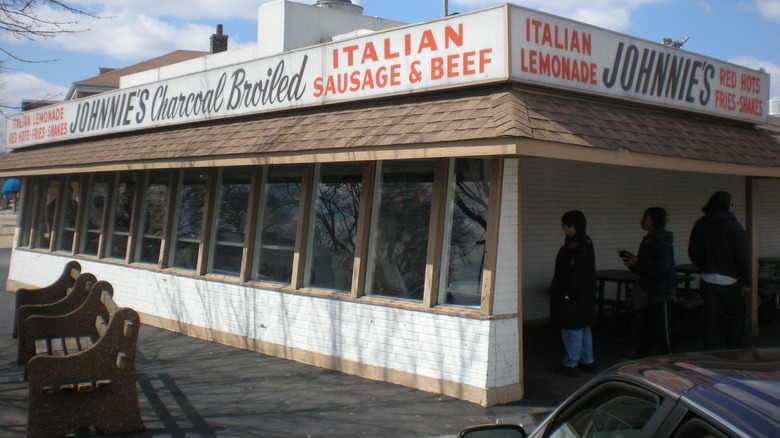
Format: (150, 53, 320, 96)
(2, 84, 780, 175)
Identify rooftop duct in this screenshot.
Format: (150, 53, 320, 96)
(314, 0, 363, 14)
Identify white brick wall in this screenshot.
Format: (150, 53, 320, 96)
(758, 178, 780, 257)
(493, 159, 519, 316)
(9, 251, 499, 389)
(520, 158, 745, 321)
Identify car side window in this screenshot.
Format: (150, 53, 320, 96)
(671, 416, 729, 438)
(547, 384, 661, 438)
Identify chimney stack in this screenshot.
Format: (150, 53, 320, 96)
(314, 0, 363, 14)
(210, 24, 228, 53)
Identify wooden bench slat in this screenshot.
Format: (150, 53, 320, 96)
(96, 314, 109, 337)
(79, 336, 94, 350)
(102, 290, 119, 314)
(34, 339, 51, 356)
(64, 337, 80, 354)
(50, 338, 66, 356)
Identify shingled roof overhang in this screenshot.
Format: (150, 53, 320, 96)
(2, 83, 780, 177)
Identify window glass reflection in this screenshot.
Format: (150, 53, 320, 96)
(172, 169, 208, 270)
(20, 177, 36, 247)
(138, 171, 170, 264)
(108, 173, 137, 260)
(368, 161, 435, 301)
(255, 166, 302, 284)
(211, 167, 251, 276)
(83, 175, 108, 256)
(441, 159, 490, 307)
(306, 163, 362, 291)
(34, 177, 60, 249)
(58, 177, 80, 252)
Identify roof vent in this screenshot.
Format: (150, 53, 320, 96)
(314, 0, 363, 14)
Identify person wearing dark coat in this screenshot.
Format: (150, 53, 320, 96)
(621, 207, 676, 360)
(550, 210, 597, 377)
(688, 191, 752, 350)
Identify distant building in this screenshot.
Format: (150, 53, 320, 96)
(1, 0, 779, 405)
(65, 50, 209, 100)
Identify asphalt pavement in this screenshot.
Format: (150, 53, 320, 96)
(2, 241, 780, 437)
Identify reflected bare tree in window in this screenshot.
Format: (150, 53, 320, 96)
(173, 170, 208, 270)
(212, 167, 251, 276)
(308, 164, 362, 291)
(370, 161, 435, 300)
(139, 171, 170, 264)
(256, 166, 302, 283)
(442, 159, 490, 307)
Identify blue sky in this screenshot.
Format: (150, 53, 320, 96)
(1, 0, 778, 114)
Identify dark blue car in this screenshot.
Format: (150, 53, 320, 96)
(460, 349, 780, 437)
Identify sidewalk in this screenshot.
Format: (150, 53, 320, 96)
(2, 243, 779, 437)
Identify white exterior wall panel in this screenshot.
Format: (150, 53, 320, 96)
(493, 159, 520, 316)
(521, 158, 745, 321)
(8, 250, 495, 389)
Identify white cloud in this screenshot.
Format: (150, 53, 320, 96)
(756, 0, 780, 20)
(730, 56, 780, 100)
(0, 73, 68, 113)
(452, 0, 666, 31)
(0, 0, 306, 62)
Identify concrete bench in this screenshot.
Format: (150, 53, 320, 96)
(16, 272, 97, 365)
(13, 260, 82, 339)
(24, 281, 144, 437)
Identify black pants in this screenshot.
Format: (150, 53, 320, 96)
(637, 299, 672, 356)
(701, 281, 745, 350)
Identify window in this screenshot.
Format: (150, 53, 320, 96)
(210, 167, 252, 276)
(366, 160, 436, 301)
(548, 384, 661, 438)
(33, 177, 61, 250)
(107, 172, 138, 260)
(171, 169, 209, 270)
(439, 159, 490, 307)
(305, 163, 363, 292)
(254, 165, 303, 284)
(57, 176, 80, 253)
(138, 171, 171, 265)
(82, 174, 109, 256)
(19, 177, 35, 247)
(671, 416, 729, 438)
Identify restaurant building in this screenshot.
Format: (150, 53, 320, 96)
(2, 0, 779, 405)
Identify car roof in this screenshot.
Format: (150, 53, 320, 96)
(609, 348, 780, 435)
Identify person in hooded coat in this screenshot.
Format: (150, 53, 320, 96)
(550, 210, 597, 377)
(688, 191, 752, 350)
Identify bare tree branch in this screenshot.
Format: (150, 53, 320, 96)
(0, 0, 103, 66)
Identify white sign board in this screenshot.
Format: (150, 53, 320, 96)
(5, 8, 507, 149)
(5, 5, 770, 150)
(507, 6, 769, 123)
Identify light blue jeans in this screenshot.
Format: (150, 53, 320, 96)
(560, 327, 594, 368)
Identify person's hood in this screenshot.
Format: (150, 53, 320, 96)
(702, 210, 737, 225)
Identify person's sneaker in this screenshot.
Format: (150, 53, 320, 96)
(622, 351, 647, 362)
(578, 363, 596, 374)
(554, 365, 580, 377)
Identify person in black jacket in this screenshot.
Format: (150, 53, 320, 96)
(688, 191, 752, 350)
(550, 210, 597, 377)
(621, 207, 676, 360)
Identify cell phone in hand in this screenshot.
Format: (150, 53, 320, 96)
(618, 250, 635, 260)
